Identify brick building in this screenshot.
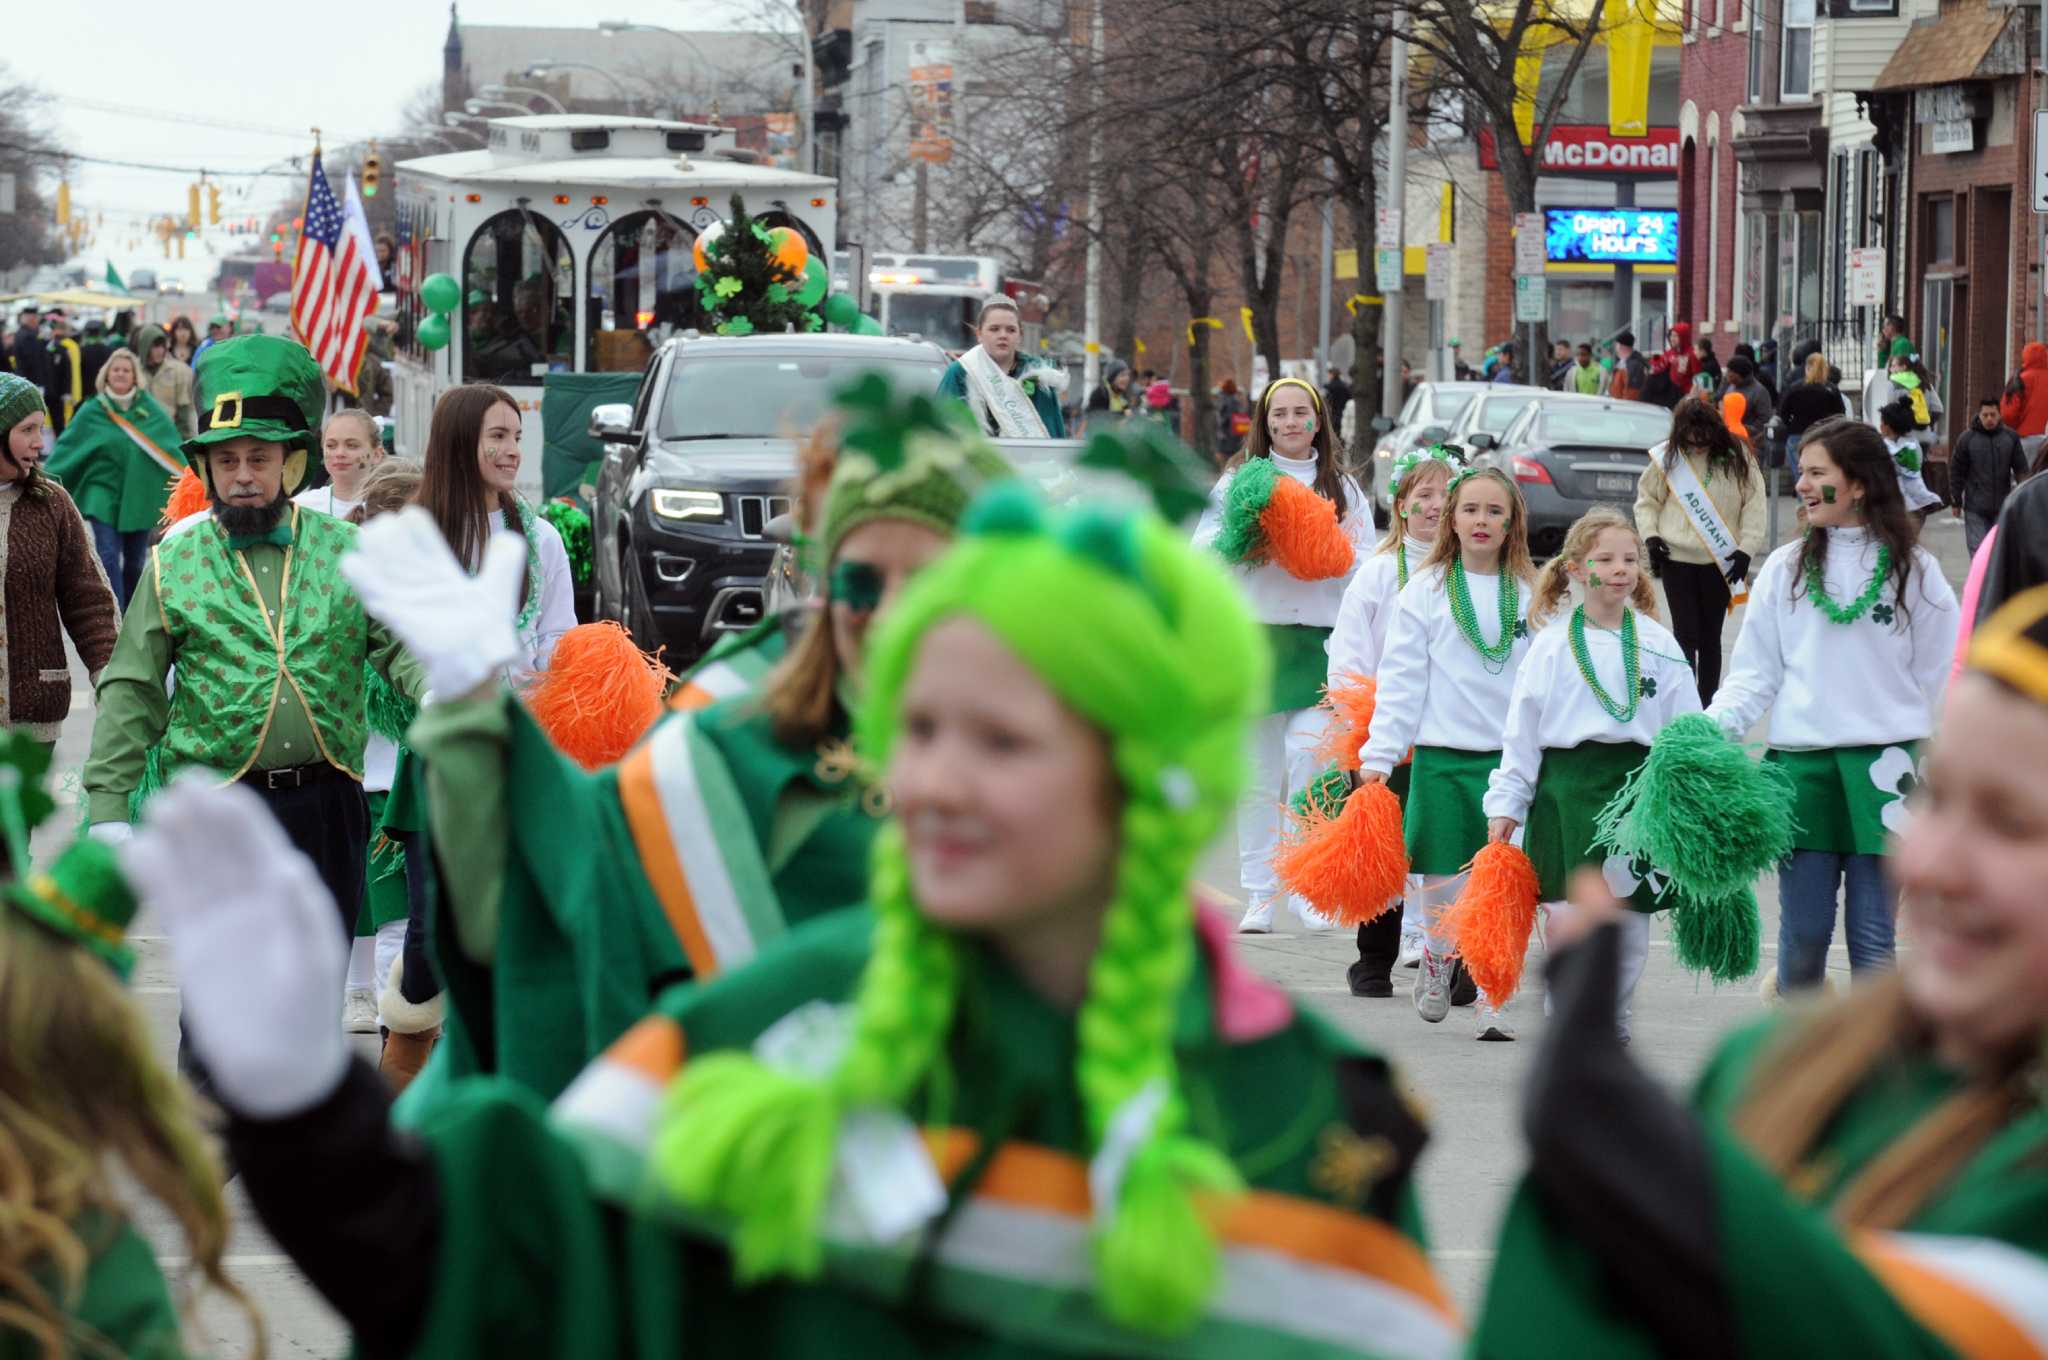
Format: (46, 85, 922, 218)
(1677, 0, 1754, 358)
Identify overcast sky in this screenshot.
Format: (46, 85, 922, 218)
(13, 0, 768, 257)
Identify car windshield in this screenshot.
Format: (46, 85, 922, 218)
(658, 354, 949, 440)
(882, 291, 978, 347)
(1472, 393, 1539, 434)
(1427, 390, 1478, 424)
(1537, 406, 1669, 447)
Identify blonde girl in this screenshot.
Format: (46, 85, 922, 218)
(1483, 507, 1701, 1041)
(296, 409, 386, 519)
(1359, 465, 1535, 1035)
(1327, 447, 1455, 994)
(1196, 376, 1372, 933)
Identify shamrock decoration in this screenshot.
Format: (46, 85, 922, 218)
(1870, 745, 1924, 834)
(0, 731, 58, 869)
(713, 276, 745, 299)
(1871, 602, 1896, 627)
(1602, 852, 1671, 904)
(1640, 674, 1658, 698)
(1077, 420, 1212, 522)
(717, 316, 756, 336)
(1513, 619, 1530, 640)
(695, 193, 812, 336)
(833, 371, 979, 475)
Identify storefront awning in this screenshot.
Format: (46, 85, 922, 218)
(1872, 7, 2023, 91)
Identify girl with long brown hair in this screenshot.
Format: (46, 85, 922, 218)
(418, 384, 576, 670)
(1196, 376, 1370, 935)
(1707, 417, 1958, 995)
(1357, 465, 1535, 1037)
(1483, 506, 1698, 1041)
(1471, 583, 2048, 1357)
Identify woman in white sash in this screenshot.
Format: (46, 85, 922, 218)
(935, 296, 1068, 439)
(1633, 396, 1766, 704)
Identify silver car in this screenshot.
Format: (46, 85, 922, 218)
(1367, 381, 1488, 520)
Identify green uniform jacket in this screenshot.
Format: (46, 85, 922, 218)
(1474, 1012, 2048, 1357)
(399, 690, 880, 1117)
(44, 391, 183, 532)
(2, 1217, 185, 1359)
(937, 357, 1068, 438)
(403, 907, 1456, 1359)
(669, 615, 790, 711)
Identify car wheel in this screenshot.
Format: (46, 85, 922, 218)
(621, 549, 659, 650)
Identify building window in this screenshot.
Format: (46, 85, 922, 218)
(1781, 0, 1814, 99)
(1747, 0, 1769, 102)
(460, 209, 574, 385)
(1839, 0, 1896, 14)
(1927, 195, 1956, 263)
(1707, 139, 1722, 324)
(1829, 152, 1849, 320)
(585, 211, 702, 374)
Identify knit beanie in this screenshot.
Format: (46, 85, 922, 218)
(818, 374, 1015, 564)
(652, 486, 1270, 1336)
(0, 373, 46, 437)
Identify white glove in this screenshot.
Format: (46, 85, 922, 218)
(341, 505, 527, 700)
(123, 775, 349, 1119)
(88, 821, 132, 845)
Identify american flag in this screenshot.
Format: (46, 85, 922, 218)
(289, 148, 384, 395)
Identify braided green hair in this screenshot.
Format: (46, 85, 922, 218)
(653, 483, 1269, 1334)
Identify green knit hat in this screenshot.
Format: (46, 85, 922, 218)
(0, 372, 46, 436)
(817, 372, 1014, 565)
(185, 334, 328, 492)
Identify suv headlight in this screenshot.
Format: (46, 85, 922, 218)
(651, 489, 725, 523)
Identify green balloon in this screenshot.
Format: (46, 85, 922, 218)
(822, 292, 859, 327)
(851, 315, 883, 336)
(420, 273, 462, 315)
(417, 313, 452, 351)
(796, 258, 830, 307)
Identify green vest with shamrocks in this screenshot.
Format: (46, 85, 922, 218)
(152, 507, 370, 780)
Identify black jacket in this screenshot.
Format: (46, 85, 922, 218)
(1777, 380, 1845, 436)
(9, 325, 49, 387)
(1980, 474, 2048, 623)
(1949, 424, 2029, 518)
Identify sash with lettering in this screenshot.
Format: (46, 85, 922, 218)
(958, 345, 1049, 439)
(1661, 446, 1748, 608)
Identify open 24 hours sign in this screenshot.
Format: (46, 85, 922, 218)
(1543, 208, 1677, 265)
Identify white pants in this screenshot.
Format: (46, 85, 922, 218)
(346, 936, 376, 990)
(1238, 706, 1332, 909)
(1542, 906, 1652, 1035)
(373, 919, 407, 1000)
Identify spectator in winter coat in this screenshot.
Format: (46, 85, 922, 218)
(1719, 354, 1774, 449)
(9, 307, 49, 392)
(1664, 321, 1701, 390)
(1694, 336, 1722, 392)
(1950, 397, 2030, 555)
(1777, 352, 1844, 462)
(1548, 340, 1575, 390)
(1609, 330, 1648, 400)
(135, 323, 197, 437)
(1639, 351, 1683, 408)
(1998, 340, 2048, 458)
(76, 320, 112, 397)
(1215, 378, 1249, 458)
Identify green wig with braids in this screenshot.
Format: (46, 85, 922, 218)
(653, 482, 1270, 1335)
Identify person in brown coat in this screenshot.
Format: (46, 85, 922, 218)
(0, 374, 120, 753)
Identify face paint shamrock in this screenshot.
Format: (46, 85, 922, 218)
(1587, 571, 1603, 588)
(1821, 485, 1837, 504)
(1871, 745, 1925, 834)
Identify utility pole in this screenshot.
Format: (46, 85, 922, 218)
(1317, 178, 1333, 382)
(1380, 25, 1409, 415)
(914, 161, 930, 251)
(1082, 0, 1104, 399)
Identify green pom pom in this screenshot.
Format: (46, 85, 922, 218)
(961, 480, 1045, 537)
(1060, 507, 1142, 581)
(125, 744, 168, 824)
(1290, 766, 1351, 821)
(1670, 885, 1761, 983)
(364, 666, 419, 745)
(1211, 457, 1278, 565)
(1593, 713, 1794, 903)
(542, 501, 594, 586)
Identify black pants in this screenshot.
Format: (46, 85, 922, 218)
(395, 825, 442, 1007)
(1350, 902, 1406, 988)
(1661, 559, 1731, 705)
(180, 775, 369, 1102)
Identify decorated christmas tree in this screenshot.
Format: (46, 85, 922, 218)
(694, 194, 823, 336)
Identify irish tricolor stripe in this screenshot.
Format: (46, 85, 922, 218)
(1857, 1232, 2048, 1360)
(105, 406, 184, 477)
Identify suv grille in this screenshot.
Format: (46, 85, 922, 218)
(736, 494, 793, 541)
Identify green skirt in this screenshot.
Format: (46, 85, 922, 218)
(1766, 743, 1920, 856)
(1405, 746, 1501, 876)
(356, 789, 411, 934)
(1266, 623, 1332, 714)
(1524, 741, 1674, 912)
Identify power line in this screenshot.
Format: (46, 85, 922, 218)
(0, 139, 309, 180)
(56, 94, 379, 145)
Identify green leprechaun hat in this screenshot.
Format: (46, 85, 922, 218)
(0, 732, 138, 977)
(185, 334, 328, 495)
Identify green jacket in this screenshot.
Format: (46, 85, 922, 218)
(937, 356, 1068, 438)
(403, 907, 1452, 1359)
(44, 391, 183, 532)
(2, 1217, 185, 1359)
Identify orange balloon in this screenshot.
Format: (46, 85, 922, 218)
(770, 227, 809, 274)
(692, 220, 727, 274)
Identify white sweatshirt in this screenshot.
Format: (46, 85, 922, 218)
(1706, 526, 1959, 749)
(1883, 436, 1944, 513)
(1327, 537, 1428, 684)
(1360, 561, 1533, 773)
(1484, 609, 1703, 822)
(1192, 453, 1371, 627)
(492, 507, 579, 671)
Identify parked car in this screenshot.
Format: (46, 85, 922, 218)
(1366, 381, 1488, 521)
(1443, 385, 1546, 449)
(1468, 394, 1673, 555)
(127, 267, 158, 292)
(156, 274, 186, 296)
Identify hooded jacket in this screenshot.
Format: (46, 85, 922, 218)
(1999, 341, 2048, 437)
(134, 323, 197, 437)
(1949, 418, 2029, 518)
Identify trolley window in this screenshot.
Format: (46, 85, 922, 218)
(585, 210, 705, 373)
(460, 209, 575, 385)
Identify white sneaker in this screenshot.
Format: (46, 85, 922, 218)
(1294, 898, 1337, 932)
(1474, 1002, 1516, 1042)
(343, 987, 380, 1034)
(1237, 899, 1276, 934)
(1413, 951, 1450, 1023)
(1397, 933, 1424, 969)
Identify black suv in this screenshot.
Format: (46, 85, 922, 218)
(591, 332, 951, 665)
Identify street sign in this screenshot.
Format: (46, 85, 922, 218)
(1847, 247, 1885, 307)
(1514, 212, 1546, 276)
(1425, 243, 1453, 301)
(2035, 110, 2048, 212)
(1375, 248, 1402, 292)
(1377, 208, 1403, 248)
(1514, 274, 1548, 323)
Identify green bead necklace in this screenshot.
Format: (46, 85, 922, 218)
(1569, 605, 1641, 722)
(1804, 542, 1891, 625)
(1396, 541, 1409, 589)
(1448, 558, 1519, 673)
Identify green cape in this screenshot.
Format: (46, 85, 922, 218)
(44, 392, 183, 532)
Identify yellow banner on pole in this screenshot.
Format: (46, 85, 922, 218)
(1187, 317, 1223, 347)
(1240, 306, 1256, 343)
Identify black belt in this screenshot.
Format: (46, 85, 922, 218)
(240, 762, 355, 792)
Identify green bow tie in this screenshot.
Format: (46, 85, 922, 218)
(227, 522, 294, 551)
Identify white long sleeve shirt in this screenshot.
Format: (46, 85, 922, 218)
(1192, 452, 1371, 627)
(1327, 537, 1428, 685)
(1359, 562, 1533, 773)
(492, 507, 579, 672)
(1484, 609, 1703, 822)
(1706, 526, 1959, 749)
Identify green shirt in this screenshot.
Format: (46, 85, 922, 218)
(83, 524, 425, 823)
(2, 1216, 186, 1360)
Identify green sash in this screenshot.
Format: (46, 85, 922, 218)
(1266, 623, 1333, 714)
(1765, 743, 1920, 856)
(1523, 741, 1674, 911)
(1404, 746, 1501, 876)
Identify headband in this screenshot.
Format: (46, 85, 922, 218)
(1969, 584, 2048, 707)
(1390, 443, 1465, 497)
(1263, 377, 1324, 413)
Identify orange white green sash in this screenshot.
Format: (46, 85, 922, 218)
(105, 405, 184, 478)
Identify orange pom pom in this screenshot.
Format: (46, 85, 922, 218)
(1259, 475, 1355, 580)
(1443, 842, 1541, 1007)
(160, 467, 208, 526)
(1273, 780, 1409, 926)
(1313, 672, 1377, 770)
(524, 622, 674, 770)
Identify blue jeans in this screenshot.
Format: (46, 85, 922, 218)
(1776, 850, 1897, 991)
(89, 520, 151, 609)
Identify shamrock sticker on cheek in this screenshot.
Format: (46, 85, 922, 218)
(830, 560, 885, 613)
(1821, 485, 1837, 504)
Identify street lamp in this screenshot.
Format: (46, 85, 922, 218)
(524, 61, 649, 116)
(600, 16, 812, 169)
(480, 83, 569, 115)
(465, 98, 534, 117)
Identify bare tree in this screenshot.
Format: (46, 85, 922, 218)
(0, 72, 71, 278)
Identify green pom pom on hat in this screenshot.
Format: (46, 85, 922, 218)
(0, 372, 47, 437)
(817, 372, 1016, 565)
(6, 838, 139, 978)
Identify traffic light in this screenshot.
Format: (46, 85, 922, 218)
(187, 182, 201, 229)
(271, 231, 284, 258)
(207, 183, 221, 225)
(362, 143, 383, 198)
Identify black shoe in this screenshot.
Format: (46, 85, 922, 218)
(1348, 968, 1394, 998)
(1448, 959, 1478, 1007)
